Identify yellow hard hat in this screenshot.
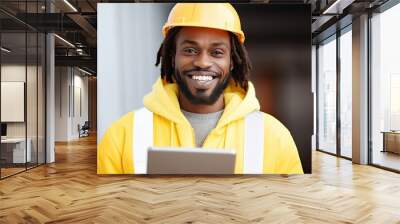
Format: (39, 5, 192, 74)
(162, 3, 245, 43)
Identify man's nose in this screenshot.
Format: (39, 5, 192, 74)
(193, 52, 212, 69)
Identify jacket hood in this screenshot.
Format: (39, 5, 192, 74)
(143, 78, 260, 128)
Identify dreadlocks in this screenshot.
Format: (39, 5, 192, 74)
(155, 27, 252, 91)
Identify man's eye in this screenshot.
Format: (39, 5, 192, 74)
(183, 48, 197, 54)
(212, 50, 224, 56)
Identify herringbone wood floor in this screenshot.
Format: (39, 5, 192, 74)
(1, 135, 400, 224)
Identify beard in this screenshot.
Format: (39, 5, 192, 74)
(174, 69, 230, 105)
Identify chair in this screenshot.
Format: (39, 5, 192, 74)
(79, 121, 90, 138)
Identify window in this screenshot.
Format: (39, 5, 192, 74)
(339, 28, 352, 158)
(317, 36, 337, 154)
(371, 2, 400, 171)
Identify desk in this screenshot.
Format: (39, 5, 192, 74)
(1, 138, 31, 163)
(382, 131, 400, 154)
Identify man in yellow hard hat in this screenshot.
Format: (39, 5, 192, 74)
(98, 3, 304, 174)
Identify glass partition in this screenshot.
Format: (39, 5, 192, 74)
(1, 30, 28, 177)
(0, 1, 46, 179)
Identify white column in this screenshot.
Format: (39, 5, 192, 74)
(46, 32, 55, 163)
(352, 14, 369, 164)
(45, 1, 56, 163)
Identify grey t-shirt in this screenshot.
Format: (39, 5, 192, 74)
(181, 109, 224, 147)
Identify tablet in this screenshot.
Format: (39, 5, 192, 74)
(147, 147, 236, 174)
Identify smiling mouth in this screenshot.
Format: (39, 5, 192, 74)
(188, 75, 217, 81)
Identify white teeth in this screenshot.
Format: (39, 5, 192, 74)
(191, 75, 213, 81)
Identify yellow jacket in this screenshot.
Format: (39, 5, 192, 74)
(98, 78, 303, 174)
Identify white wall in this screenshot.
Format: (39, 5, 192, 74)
(1, 65, 39, 138)
(1, 66, 26, 128)
(97, 3, 171, 140)
(72, 73, 89, 138)
(55, 67, 89, 141)
(55, 67, 68, 141)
